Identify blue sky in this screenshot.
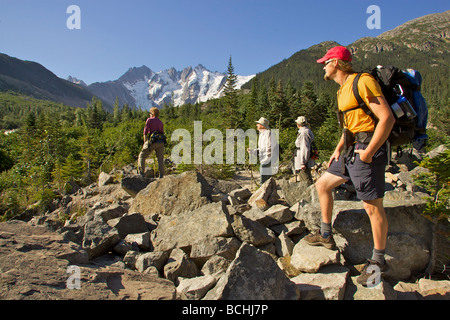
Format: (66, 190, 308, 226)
(0, 0, 448, 85)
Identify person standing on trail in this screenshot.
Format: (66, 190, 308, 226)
(304, 46, 395, 286)
(247, 117, 273, 185)
(138, 107, 165, 178)
(293, 116, 315, 185)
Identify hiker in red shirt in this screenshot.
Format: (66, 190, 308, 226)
(138, 107, 165, 178)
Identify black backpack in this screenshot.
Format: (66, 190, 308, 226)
(149, 130, 167, 145)
(352, 66, 428, 150)
(310, 141, 319, 160)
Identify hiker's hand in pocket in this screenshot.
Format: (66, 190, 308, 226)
(354, 149, 373, 164)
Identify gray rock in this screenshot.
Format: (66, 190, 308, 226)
(274, 231, 294, 257)
(297, 198, 432, 281)
(345, 276, 397, 300)
(418, 279, 450, 300)
(201, 255, 232, 278)
(106, 212, 149, 239)
(82, 219, 121, 260)
(190, 236, 241, 266)
(130, 171, 213, 216)
(123, 250, 140, 269)
(290, 239, 341, 274)
(177, 275, 217, 300)
(231, 214, 275, 247)
(121, 175, 153, 198)
(244, 204, 293, 227)
(203, 243, 299, 300)
(384, 233, 430, 280)
(94, 204, 127, 222)
(277, 179, 312, 206)
(152, 202, 234, 252)
(164, 248, 200, 284)
(229, 188, 252, 202)
(124, 232, 152, 251)
(113, 240, 133, 256)
(98, 172, 114, 187)
(291, 265, 349, 300)
(247, 177, 276, 208)
(270, 219, 306, 236)
(135, 251, 169, 273)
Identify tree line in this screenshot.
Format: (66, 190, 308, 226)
(0, 56, 448, 221)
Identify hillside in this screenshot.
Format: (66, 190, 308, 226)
(0, 53, 109, 110)
(243, 10, 450, 106)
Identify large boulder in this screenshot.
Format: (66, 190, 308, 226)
(296, 199, 431, 280)
(277, 179, 314, 206)
(203, 243, 299, 300)
(152, 202, 234, 252)
(164, 248, 200, 284)
(121, 175, 154, 198)
(290, 238, 341, 274)
(230, 214, 276, 247)
(290, 265, 349, 300)
(106, 212, 149, 239)
(247, 177, 276, 209)
(190, 236, 241, 266)
(130, 171, 214, 217)
(82, 218, 121, 260)
(243, 204, 293, 227)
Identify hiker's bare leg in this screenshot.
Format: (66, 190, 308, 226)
(315, 172, 347, 224)
(363, 198, 388, 250)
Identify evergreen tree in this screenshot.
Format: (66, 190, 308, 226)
(61, 154, 85, 182)
(222, 56, 240, 129)
(257, 79, 270, 121)
(86, 97, 102, 130)
(24, 112, 36, 135)
(286, 80, 302, 120)
(268, 79, 290, 129)
(244, 77, 259, 129)
(121, 104, 132, 122)
(113, 97, 121, 125)
(299, 81, 321, 127)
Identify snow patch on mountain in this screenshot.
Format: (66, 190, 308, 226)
(88, 64, 254, 110)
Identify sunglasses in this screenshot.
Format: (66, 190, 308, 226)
(324, 59, 335, 65)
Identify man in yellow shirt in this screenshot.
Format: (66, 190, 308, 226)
(304, 46, 395, 286)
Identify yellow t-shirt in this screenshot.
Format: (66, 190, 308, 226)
(337, 73, 384, 134)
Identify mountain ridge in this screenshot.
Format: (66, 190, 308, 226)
(82, 64, 254, 110)
(242, 10, 449, 105)
(0, 53, 106, 110)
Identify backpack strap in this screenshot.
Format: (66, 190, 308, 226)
(349, 73, 377, 122)
(352, 73, 393, 164)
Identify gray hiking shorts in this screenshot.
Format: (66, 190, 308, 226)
(327, 143, 388, 201)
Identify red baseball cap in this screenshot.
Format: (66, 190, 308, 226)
(316, 46, 352, 64)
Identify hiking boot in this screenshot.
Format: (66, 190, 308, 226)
(356, 259, 390, 287)
(303, 232, 336, 250)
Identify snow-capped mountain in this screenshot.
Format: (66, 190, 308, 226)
(84, 65, 254, 110)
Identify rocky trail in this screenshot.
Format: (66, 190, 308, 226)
(0, 146, 449, 300)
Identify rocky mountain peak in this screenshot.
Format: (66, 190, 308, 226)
(118, 65, 154, 83)
(67, 75, 87, 87)
(375, 10, 450, 52)
(88, 64, 254, 110)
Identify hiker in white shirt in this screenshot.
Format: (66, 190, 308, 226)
(294, 116, 315, 184)
(247, 117, 273, 185)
